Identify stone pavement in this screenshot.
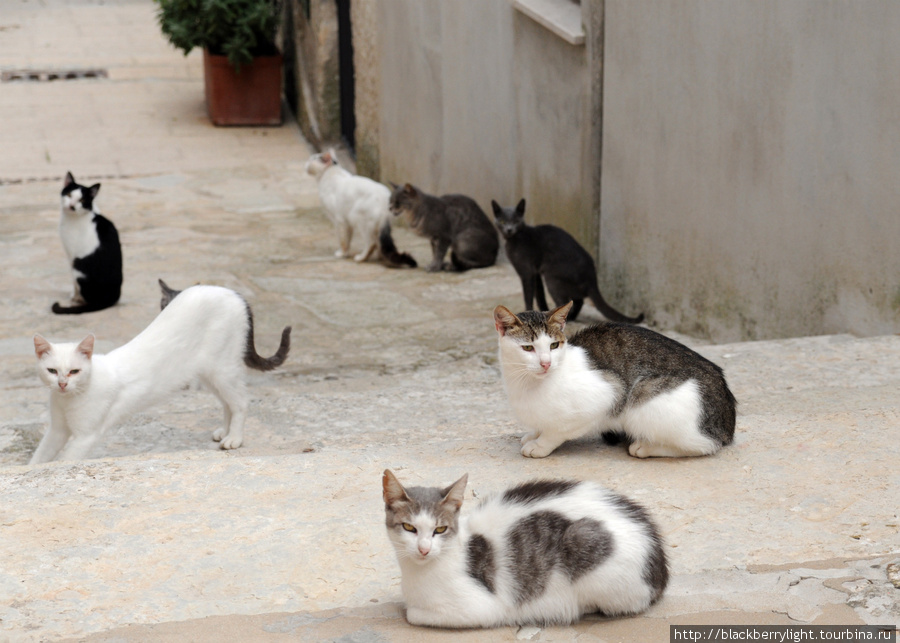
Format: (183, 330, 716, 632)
(1, 1, 898, 641)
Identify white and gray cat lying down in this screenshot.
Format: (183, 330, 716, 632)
(30, 281, 290, 464)
(384, 470, 668, 628)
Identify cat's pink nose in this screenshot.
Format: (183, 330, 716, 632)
(58, 382, 67, 390)
(541, 362, 550, 372)
(418, 545, 430, 556)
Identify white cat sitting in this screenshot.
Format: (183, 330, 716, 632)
(305, 149, 416, 267)
(30, 284, 291, 464)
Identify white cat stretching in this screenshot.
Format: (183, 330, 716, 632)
(383, 470, 668, 628)
(30, 284, 291, 464)
(305, 150, 416, 267)
(494, 303, 736, 459)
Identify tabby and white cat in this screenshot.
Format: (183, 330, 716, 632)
(305, 150, 416, 268)
(383, 470, 668, 628)
(494, 302, 736, 458)
(30, 283, 291, 464)
(53, 171, 123, 314)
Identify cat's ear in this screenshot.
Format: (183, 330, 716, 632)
(516, 198, 526, 215)
(33, 334, 52, 359)
(440, 473, 468, 511)
(158, 279, 181, 310)
(88, 183, 101, 200)
(158, 278, 180, 297)
(548, 302, 574, 331)
(64, 172, 75, 187)
(389, 181, 399, 190)
(383, 469, 411, 506)
(327, 148, 338, 165)
(493, 305, 521, 336)
(490, 200, 501, 215)
(403, 183, 416, 196)
(76, 335, 95, 360)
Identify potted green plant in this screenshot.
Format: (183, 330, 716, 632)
(155, 0, 283, 126)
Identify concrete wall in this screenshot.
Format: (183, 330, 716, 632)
(600, 1, 900, 341)
(373, 0, 596, 248)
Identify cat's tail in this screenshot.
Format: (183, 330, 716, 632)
(587, 284, 645, 324)
(244, 311, 292, 371)
(51, 299, 116, 315)
(378, 220, 417, 268)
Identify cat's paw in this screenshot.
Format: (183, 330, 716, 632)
(520, 431, 538, 445)
(220, 435, 243, 450)
(521, 440, 554, 458)
(628, 441, 654, 458)
(405, 607, 450, 627)
(335, 249, 351, 258)
(213, 429, 242, 449)
(405, 607, 427, 625)
(353, 252, 368, 262)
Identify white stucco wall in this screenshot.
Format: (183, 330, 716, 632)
(600, 1, 900, 340)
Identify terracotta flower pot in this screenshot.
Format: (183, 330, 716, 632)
(203, 48, 283, 126)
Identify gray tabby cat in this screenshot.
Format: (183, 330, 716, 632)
(388, 182, 499, 272)
(494, 302, 736, 458)
(383, 470, 668, 628)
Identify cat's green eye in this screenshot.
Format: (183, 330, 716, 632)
(550, 342, 560, 349)
(69, 369, 80, 375)
(401, 523, 417, 533)
(522, 345, 535, 352)
(47, 368, 57, 375)
(434, 526, 448, 535)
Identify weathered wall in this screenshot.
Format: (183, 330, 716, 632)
(374, 0, 595, 248)
(600, 1, 900, 341)
(350, 0, 380, 178)
(282, 0, 340, 147)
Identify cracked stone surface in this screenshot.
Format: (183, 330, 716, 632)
(1, 1, 899, 641)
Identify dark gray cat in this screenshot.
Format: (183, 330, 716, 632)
(389, 183, 498, 272)
(492, 198, 642, 323)
(494, 302, 736, 458)
(383, 470, 668, 628)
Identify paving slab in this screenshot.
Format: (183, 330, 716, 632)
(1, 1, 898, 642)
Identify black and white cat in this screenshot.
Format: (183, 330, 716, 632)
(494, 302, 736, 458)
(389, 183, 499, 272)
(492, 199, 642, 323)
(53, 171, 123, 314)
(30, 283, 291, 464)
(305, 150, 416, 268)
(383, 470, 668, 628)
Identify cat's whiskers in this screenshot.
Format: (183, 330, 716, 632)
(506, 361, 547, 386)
